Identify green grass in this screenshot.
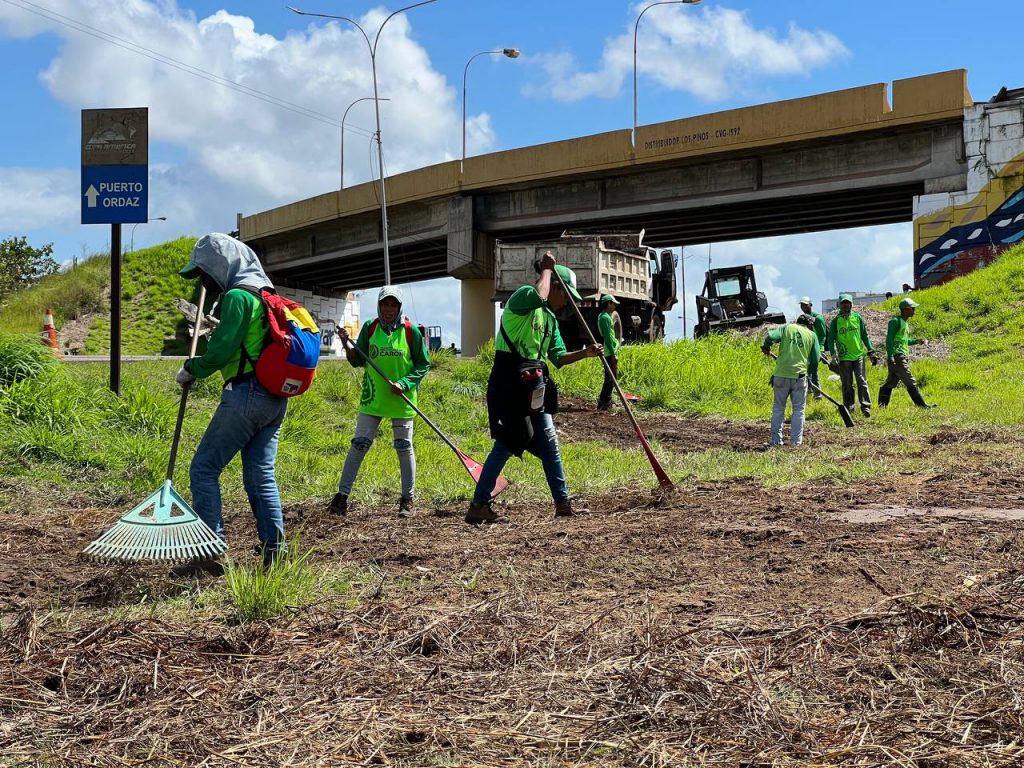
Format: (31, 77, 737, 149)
(0, 255, 109, 334)
(224, 540, 318, 622)
(0, 243, 1023, 513)
(0, 333, 58, 386)
(84, 237, 200, 355)
(0, 237, 200, 355)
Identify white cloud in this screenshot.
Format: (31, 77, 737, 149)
(0, 168, 79, 231)
(530, 4, 848, 103)
(0, 1, 490, 237)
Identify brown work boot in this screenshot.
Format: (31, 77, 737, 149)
(465, 501, 499, 525)
(554, 498, 588, 517)
(398, 497, 414, 519)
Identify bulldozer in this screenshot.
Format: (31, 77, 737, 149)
(694, 265, 786, 339)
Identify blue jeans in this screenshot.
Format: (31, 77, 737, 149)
(472, 412, 568, 506)
(189, 379, 288, 559)
(770, 375, 808, 446)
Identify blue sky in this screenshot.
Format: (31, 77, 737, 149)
(1, 0, 1020, 342)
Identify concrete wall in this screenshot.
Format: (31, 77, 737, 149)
(274, 285, 360, 357)
(913, 98, 1024, 286)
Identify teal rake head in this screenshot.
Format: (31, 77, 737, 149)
(83, 480, 227, 563)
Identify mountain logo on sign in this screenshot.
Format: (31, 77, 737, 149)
(85, 120, 138, 152)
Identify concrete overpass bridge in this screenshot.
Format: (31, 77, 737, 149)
(239, 69, 1024, 353)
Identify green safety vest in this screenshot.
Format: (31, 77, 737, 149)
(360, 322, 417, 419)
(773, 324, 816, 379)
(832, 313, 870, 361)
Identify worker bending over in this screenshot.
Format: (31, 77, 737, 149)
(467, 251, 601, 524)
(762, 314, 820, 447)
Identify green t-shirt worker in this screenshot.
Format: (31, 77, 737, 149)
(328, 286, 430, 519)
(596, 294, 621, 410)
(762, 314, 820, 447)
(826, 293, 876, 417)
(466, 251, 602, 525)
(878, 297, 935, 409)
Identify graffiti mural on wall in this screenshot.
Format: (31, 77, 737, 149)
(915, 153, 1024, 287)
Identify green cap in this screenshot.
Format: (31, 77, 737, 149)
(838, 293, 853, 303)
(554, 264, 582, 301)
(600, 294, 620, 305)
(180, 262, 201, 280)
(899, 297, 918, 309)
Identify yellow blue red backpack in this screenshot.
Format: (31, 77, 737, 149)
(241, 289, 320, 397)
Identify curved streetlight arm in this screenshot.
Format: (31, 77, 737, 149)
(287, 7, 372, 51)
(374, 0, 438, 54)
(462, 48, 520, 166)
(463, 50, 504, 166)
(287, 1, 438, 285)
(633, 0, 701, 143)
(341, 96, 390, 190)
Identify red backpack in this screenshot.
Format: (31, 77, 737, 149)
(241, 290, 321, 397)
(367, 317, 415, 348)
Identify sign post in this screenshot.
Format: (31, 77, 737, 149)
(81, 107, 148, 394)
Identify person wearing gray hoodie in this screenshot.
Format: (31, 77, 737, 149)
(174, 233, 287, 574)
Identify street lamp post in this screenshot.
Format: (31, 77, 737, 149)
(341, 96, 390, 190)
(633, 0, 701, 143)
(462, 48, 520, 169)
(288, 1, 438, 286)
(129, 216, 167, 253)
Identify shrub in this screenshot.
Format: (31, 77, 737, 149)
(0, 334, 58, 386)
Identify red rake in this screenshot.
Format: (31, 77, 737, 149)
(551, 271, 673, 490)
(341, 337, 508, 498)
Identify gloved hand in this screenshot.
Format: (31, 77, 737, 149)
(176, 366, 196, 387)
(868, 351, 881, 367)
(761, 346, 771, 356)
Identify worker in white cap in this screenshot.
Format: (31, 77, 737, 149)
(798, 296, 827, 399)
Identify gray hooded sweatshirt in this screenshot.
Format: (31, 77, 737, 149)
(182, 234, 273, 381)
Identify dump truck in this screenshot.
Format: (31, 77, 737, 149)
(494, 231, 677, 348)
(693, 264, 786, 339)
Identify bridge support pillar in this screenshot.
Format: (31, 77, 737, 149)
(460, 279, 494, 356)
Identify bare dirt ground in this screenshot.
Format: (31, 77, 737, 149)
(2, 417, 1024, 766)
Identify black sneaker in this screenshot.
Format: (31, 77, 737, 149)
(398, 497, 414, 519)
(861, 408, 871, 418)
(328, 493, 348, 516)
(465, 501, 499, 525)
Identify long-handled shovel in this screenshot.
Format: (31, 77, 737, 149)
(767, 351, 855, 428)
(84, 286, 227, 563)
(550, 269, 673, 490)
(341, 336, 509, 498)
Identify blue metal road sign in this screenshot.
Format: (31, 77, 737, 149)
(81, 165, 148, 225)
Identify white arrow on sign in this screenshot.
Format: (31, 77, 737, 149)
(84, 185, 99, 208)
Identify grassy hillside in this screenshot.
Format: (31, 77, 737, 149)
(0, 237, 200, 355)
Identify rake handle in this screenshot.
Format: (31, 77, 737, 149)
(341, 335, 463, 457)
(548, 267, 673, 489)
(167, 285, 207, 481)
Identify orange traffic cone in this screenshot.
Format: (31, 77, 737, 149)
(42, 308, 64, 359)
